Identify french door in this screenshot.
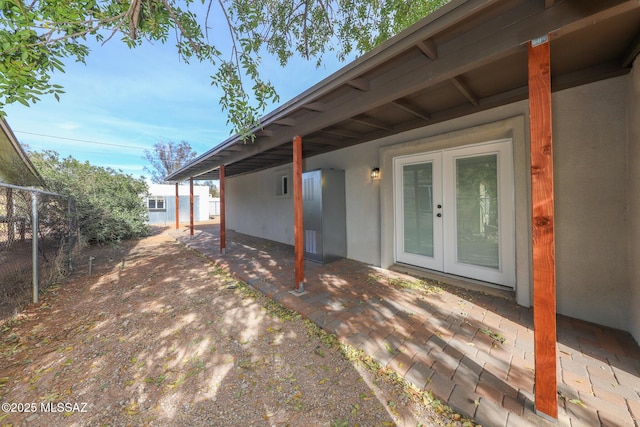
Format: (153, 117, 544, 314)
(394, 140, 515, 287)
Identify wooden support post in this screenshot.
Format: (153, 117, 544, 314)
(293, 135, 305, 291)
(189, 177, 194, 237)
(220, 165, 226, 254)
(528, 37, 558, 420)
(175, 182, 179, 230)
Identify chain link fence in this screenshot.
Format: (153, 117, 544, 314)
(0, 183, 81, 319)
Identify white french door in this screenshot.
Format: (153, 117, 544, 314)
(394, 140, 515, 287)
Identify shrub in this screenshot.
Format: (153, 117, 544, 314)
(30, 150, 150, 243)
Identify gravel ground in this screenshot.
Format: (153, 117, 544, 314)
(0, 230, 469, 426)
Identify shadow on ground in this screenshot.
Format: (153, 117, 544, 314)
(0, 226, 456, 426)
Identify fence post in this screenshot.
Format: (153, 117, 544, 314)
(68, 198, 73, 270)
(31, 191, 39, 304)
(6, 188, 13, 246)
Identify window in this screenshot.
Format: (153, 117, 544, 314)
(148, 196, 165, 210)
(275, 171, 290, 198)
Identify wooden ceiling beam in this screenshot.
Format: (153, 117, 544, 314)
(417, 38, 438, 60)
(274, 118, 296, 126)
(552, 61, 629, 91)
(265, 148, 292, 154)
(232, 160, 278, 167)
(305, 137, 344, 146)
(321, 128, 361, 139)
(301, 142, 329, 151)
(251, 154, 289, 161)
(451, 76, 479, 106)
(349, 116, 392, 131)
(391, 99, 431, 121)
(347, 78, 370, 91)
(302, 102, 326, 112)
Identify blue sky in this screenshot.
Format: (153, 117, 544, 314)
(4, 15, 351, 181)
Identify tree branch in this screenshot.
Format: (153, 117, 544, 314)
(216, 0, 242, 82)
(130, 0, 142, 40)
(160, 0, 204, 58)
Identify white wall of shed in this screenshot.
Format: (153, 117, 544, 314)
(147, 183, 210, 221)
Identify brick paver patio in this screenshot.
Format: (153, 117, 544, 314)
(169, 222, 640, 426)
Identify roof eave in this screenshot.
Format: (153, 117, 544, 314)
(166, 0, 488, 182)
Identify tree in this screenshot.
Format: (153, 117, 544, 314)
(0, 0, 449, 138)
(30, 150, 150, 243)
(201, 180, 219, 197)
(143, 140, 198, 183)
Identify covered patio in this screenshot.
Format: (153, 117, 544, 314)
(171, 222, 640, 426)
(167, 0, 640, 422)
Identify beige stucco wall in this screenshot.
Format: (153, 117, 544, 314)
(629, 57, 640, 344)
(226, 165, 295, 245)
(553, 76, 630, 331)
(226, 73, 633, 332)
(226, 142, 382, 263)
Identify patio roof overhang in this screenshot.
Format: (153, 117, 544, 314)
(167, 0, 640, 182)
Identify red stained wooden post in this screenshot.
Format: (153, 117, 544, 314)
(175, 182, 179, 230)
(293, 135, 304, 291)
(220, 165, 226, 254)
(189, 177, 194, 237)
(529, 37, 558, 420)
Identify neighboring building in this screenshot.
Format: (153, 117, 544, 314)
(146, 184, 210, 225)
(0, 119, 44, 250)
(209, 197, 221, 217)
(168, 0, 640, 345)
(0, 118, 43, 187)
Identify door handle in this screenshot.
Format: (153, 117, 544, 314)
(437, 213, 442, 218)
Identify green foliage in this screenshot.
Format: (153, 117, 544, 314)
(143, 140, 197, 184)
(0, 0, 448, 138)
(336, 0, 450, 58)
(29, 150, 150, 243)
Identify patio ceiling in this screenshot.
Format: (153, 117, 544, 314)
(167, 0, 640, 182)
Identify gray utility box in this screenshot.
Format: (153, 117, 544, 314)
(303, 169, 347, 264)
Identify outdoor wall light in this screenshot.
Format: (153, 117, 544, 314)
(370, 167, 381, 180)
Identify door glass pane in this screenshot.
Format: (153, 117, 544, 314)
(403, 163, 433, 257)
(455, 155, 499, 269)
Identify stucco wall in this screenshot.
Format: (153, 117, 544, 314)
(553, 76, 629, 331)
(629, 57, 640, 343)
(226, 74, 632, 332)
(226, 147, 381, 263)
(226, 165, 295, 245)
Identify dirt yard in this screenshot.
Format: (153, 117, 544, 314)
(0, 228, 468, 426)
